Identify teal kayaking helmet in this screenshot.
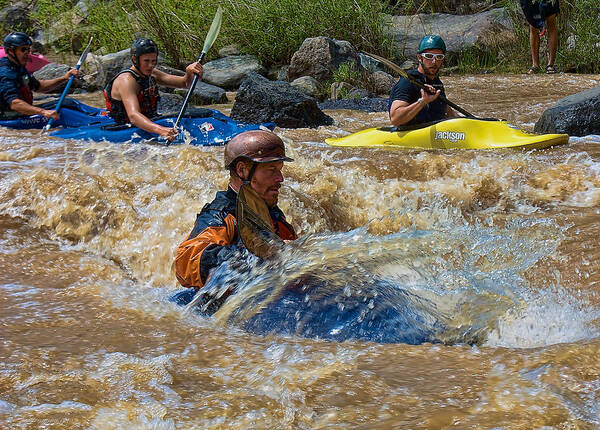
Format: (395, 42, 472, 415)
(418, 35, 446, 53)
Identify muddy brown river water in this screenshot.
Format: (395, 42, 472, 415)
(1, 73, 599, 428)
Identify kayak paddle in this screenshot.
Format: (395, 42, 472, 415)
(237, 183, 283, 258)
(173, 7, 223, 130)
(41, 37, 93, 133)
(363, 51, 476, 118)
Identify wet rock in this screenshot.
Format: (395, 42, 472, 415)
(202, 55, 265, 89)
(534, 86, 600, 137)
(33, 63, 91, 93)
(218, 44, 240, 57)
(230, 72, 333, 128)
(370, 71, 396, 96)
(82, 49, 132, 90)
(330, 82, 354, 101)
(290, 76, 320, 99)
(347, 88, 373, 99)
(0, 3, 30, 33)
(157, 91, 183, 114)
(277, 66, 289, 82)
(175, 81, 228, 105)
(319, 97, 389, 112)
(385, 8, 514, 60)
(359, 53, 385, 73)
(288, 36, 362, 82)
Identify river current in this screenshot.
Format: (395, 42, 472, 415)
(1, 74, 599, 428)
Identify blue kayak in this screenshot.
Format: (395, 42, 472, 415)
(171, 274, 444, 345)
(0, 98, 112, 130)
(50, 108, 275, 146)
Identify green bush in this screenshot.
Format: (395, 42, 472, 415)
(77, 0, 392, 68)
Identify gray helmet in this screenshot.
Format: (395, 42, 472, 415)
(3, 32, 32, 50)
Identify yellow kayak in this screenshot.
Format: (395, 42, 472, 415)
(325, 118, 569, 150)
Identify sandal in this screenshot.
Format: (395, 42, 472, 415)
(545, 64, 557, 74)
(527, 66, 539, 75)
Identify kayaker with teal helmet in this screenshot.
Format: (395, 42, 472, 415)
(171, 130, 297, 309)
(0, 32, 78, 120)
(388, 35, 459, 126)
(103, 37, 204, 142)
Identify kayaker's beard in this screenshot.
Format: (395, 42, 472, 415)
(419, 60, 440, 79)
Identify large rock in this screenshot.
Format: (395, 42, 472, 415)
(534, 86, 600, 137)
(230, 72, 333, 129)
(82, 49, 133, 90)
(288, 36, 362, 82)
(385, 8, 514, 60)
(202, 55, 265, 89)
(370, 71, 396, 96)
(175, 81, 228, 105)
(290, 76, 320, 99)
(33, 63, 92, 93)
(157, 91, 183, 114)
(0, 3, 30, 33)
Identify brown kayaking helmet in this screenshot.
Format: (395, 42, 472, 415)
(224, 130, 293, 171)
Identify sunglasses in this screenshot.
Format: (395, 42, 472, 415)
(420, 52, 445, 61)
(18, 47, 31, 53)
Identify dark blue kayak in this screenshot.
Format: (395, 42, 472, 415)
(0, 98, 112, 130)
(171, 274, 444, 345)
(50, 108, 276, 146)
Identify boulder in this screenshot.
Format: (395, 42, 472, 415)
(83, 49, 133, 90)
(33, 63, 92, 93)
(157, 91, 183, 114)
(330, 82, 354, 101)
(0, 3, 30, 33)
(288, 36, 362, 82)
(218, 44, 240, 57)
(202, 55, 265, 89)
(359, 53, 385, 73)
(370, 71, 396, 96)
(174, 81, 228, 105)
(230, 72, 333, 129)
(385, 8, 514, 60)
(534, 86, 600, 137)
(290, 76, 320, 99)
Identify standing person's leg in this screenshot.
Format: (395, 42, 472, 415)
(545, 13, 558, 72)
(528, 24, 541, 74)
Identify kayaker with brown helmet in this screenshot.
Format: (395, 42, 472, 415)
(172, 130, 297, 308)
(104, 37, 203, 141)
(388, 35, 459, 127)
(0, 32, 78, 120)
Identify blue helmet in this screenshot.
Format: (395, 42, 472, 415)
(418, 35, 446, 53)
(3, 32, 32, 50)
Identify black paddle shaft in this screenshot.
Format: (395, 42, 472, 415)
(174, 52, 206, 128)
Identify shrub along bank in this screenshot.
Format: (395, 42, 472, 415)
(6, 0, 600, 74)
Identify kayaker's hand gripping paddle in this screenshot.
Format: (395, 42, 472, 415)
(41, 37, 93, 133)
(172, 7, 223, 134)
(363, 51, 477, 119)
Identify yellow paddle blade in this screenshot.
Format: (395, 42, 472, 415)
(237, 184, 282, 258)
(202, 7, 223, 55)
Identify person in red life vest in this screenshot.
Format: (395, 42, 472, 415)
(172, 130, 297, 309)
(104, 38, 203, 142)
(0, 32, 78, 120)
